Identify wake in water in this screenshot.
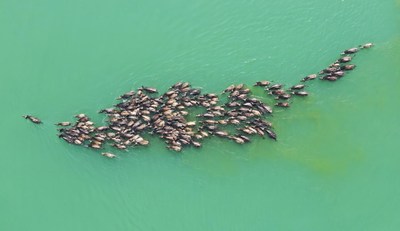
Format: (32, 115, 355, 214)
(24, 43, 373, 158)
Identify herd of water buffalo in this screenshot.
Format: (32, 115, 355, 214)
(24, 43, 373, 158)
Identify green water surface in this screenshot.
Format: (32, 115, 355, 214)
(1, 0, 400, 230)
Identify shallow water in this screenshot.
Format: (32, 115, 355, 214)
(1, 0, 400, 230)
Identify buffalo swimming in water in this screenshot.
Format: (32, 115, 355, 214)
(23, 43, 372, 155)
(23, 115, 42, 124)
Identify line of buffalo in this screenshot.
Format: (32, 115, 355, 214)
(23, 43, 373, 158)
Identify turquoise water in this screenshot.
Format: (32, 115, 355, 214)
(1, 0, 400, 230)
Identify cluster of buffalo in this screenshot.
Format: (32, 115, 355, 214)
(23, 43, 373, 158)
